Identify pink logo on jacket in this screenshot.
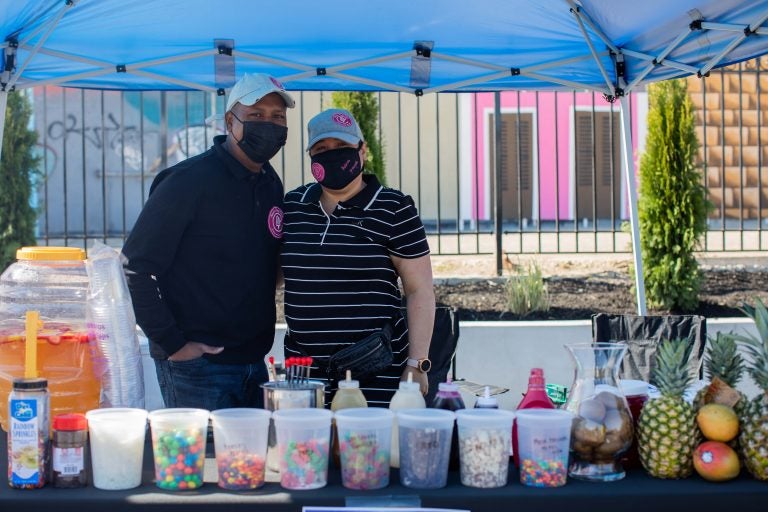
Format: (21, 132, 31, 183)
(267, 206, 283, 239)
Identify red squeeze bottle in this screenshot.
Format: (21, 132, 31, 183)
(512, 368, 555, 467)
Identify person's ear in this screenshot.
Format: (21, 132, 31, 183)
(224, 111, 233, 134)
(359, 141, 368, 162)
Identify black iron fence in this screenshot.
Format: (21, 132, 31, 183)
(28, 57, 768, 260)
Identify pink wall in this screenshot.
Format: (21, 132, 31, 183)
(470, 91, 641, 221)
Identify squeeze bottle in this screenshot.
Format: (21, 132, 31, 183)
(473, 386, 499, 409)
(512, 368, 555, 466)
(389, 373, 426, 467)
(431, 378, 465, 470)
(330, 370, 368, 467)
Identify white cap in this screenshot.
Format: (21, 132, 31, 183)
(225, 73, 295, 112)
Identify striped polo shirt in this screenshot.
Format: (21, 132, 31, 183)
(281, 174, 430, 406)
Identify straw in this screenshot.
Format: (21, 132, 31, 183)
(24, 310, 40, 379)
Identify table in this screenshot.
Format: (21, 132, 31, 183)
(2, 434, 767, 512)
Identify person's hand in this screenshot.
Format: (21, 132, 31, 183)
(401, 366, 429, 396)
(168, 341, 224, 362)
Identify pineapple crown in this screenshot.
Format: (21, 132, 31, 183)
(729, 298, 768, 390)
(704, 331, 744, 387)
(652, 339, 695, 397)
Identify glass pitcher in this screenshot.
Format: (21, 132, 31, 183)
(564, 342, 634, 482)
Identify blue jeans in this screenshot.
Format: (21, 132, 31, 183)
(154, 357, 268, 410)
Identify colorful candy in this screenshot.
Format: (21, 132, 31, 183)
(279, 438, 329, 490)
(338, 431, 390, 490)
(519, 457, 568, 487)
(151, 428, 206, 490)
(216, 450, 265, 490)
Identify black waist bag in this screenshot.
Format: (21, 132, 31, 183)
(327, 324, 394, 381)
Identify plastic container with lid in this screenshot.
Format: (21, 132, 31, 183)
(8, 377, 50, 489)
(389, 373, 426, 467)
(0, 247, 99, 431)
(52, 413, 88, 488)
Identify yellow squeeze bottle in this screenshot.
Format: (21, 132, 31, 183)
(330, 370, 368, 466)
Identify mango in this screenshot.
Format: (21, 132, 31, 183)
(693, 441, 740, 482)
(696, 403, 739, 442)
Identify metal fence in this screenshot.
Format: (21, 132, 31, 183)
(29, 57, 768, 261)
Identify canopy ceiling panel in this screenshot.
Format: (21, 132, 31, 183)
(1, 0, 767, 96)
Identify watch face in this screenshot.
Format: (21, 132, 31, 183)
(419, 359, 432, 372)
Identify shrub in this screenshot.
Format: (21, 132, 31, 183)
(637, 79, 709, 311)
(0, 91, 39, 272)
(331, 91, 386, 185)
(505, 261, 549, 316)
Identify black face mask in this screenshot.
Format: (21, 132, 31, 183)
(230, 112, 287, 164)
(310, 144, 364, 190)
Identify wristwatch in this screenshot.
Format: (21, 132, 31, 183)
(406, 357, 432, 373)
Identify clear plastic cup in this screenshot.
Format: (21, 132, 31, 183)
(397, 408, 455, 489)
(148, 408, 210, 490)
(334, 408, 393, 490)
(515, 409, 573, 488)
(273, 408, 332, 490)
(455, 409, 515, 488)
(85, 408, 148, 490)
(210, 408, 271, 490)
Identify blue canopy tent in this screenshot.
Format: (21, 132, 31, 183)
(2, 0, 768, 314)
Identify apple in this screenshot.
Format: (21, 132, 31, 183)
(693, 441, 740, 482)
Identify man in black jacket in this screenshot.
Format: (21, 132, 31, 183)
(122, 73, 294, 409)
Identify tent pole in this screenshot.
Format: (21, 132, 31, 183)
(619, 95, 647, 315)
(0, 89, 7, 165)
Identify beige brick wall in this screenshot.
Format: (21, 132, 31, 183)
(690, 58, 768, 219)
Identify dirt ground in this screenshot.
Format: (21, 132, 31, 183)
(275, 253, 768, 322)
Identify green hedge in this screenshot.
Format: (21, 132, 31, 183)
(0, 91, 39, 272)
(637, 79, 709, 311)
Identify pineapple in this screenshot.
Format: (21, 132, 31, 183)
(730, 298, 768, 480)
(637, 339, 699, 478)
(693, 332, 746, 413)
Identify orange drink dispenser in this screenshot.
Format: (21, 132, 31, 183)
(0, 247, 100, 431)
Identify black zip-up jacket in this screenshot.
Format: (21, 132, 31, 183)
(122, 135, 283, 363)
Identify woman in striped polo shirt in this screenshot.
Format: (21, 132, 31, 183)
(281, 108, 435, 406)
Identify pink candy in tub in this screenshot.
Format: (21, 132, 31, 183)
(273, 408, 333, 490)
(334, 408, 394, 490)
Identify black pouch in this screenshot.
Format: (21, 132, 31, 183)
(327, 324, 394, 381)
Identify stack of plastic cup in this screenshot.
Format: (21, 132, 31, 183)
(210, 408, 271, 490)
(455, 409, 515, 488)
(515, 409, 573, 488)
(273, 408, 332, 490)
(397, 408, 455, 489)
(85, 408, 148, 490)
(148, 408, 210, 490)
(334, 408, 393, 490)
(86, 243, 145, 409)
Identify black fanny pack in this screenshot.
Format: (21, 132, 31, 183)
(327, 323, 394, 381)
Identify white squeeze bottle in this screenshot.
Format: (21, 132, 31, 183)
(473, 386, 499, 409)
(389, 373, 426, 468)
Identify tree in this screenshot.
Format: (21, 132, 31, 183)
(0, 91, 39, 272)
(637, 79, 709, 311)
(331, 91, 386, 185)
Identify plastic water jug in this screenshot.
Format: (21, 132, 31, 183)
(0, 246, 100, 431)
